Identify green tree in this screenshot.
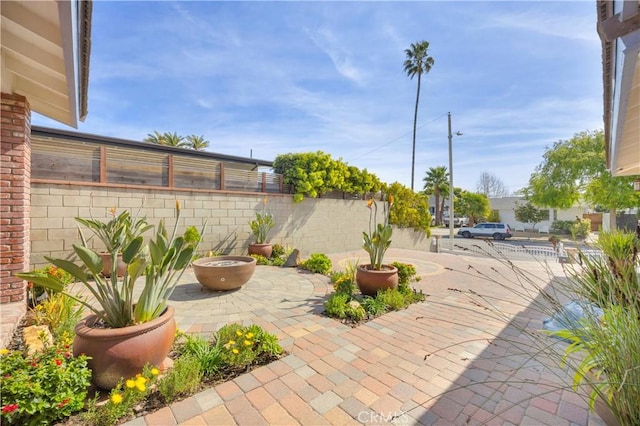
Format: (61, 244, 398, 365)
(527, 130, 640, 229)
(514, 201, 548, 230)
(144, 130, 165, 145)
(422, 166, 449, 226)
(386, 182, 432, 234)
(404, 40, 434, 191)
(185, 134, 209, 151)
(161, 132, 186, 148)
(456, 191, 490, 225)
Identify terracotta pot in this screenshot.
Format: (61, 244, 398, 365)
(193, 256, 257, 291)
(356, 264, 399, 296)
(73, 306, 176, 390)
(248, 243, 273, 258)
(99, 252, 127, 277)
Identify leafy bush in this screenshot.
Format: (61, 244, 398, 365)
(175, 333, 224, 377)
(0, 344, 91, 425)
(359, 296, 387, 316)
(571, 218, 590, 240)
(325, 293, 349, 319)
(386, 182, 432, 233)
(299, 253, 332, 275)
(270, 256, 286, 267)
(551, 220, 573, 233)
(216, 324, 283, 368)
(27, 264, 75, 305)
(31, 291, 83, 342)
(487, 209, 500, 222)
(377, 288, 408, 310)
(391, 261, 420, 287)
(345, 300, 366, 321)
(157, 354, 203, 403)
(82, 365, 158, 426)
(271, 244, 285, 258)
(250, 254, 270, 265)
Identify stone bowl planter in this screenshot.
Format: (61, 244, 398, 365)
(192, 256, 257, 291)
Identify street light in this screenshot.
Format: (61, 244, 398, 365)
(447, 112, 462, 250)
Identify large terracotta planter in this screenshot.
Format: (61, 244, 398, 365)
(248, 243, 273, 258)
(193, 256, 257, 291)
(356, 264, 399, 296)
(73, 306, 176, 390)
(99, 252, 127, 277)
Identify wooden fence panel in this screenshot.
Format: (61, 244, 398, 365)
(31, 138, 100, 182)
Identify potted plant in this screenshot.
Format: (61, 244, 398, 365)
(356, 195, 398, 296)
(248, 197, 275, 258)
(75, 208, 152, 277)
(18, 201, 204, 389)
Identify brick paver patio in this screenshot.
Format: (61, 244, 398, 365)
(2, 248, 607, 425)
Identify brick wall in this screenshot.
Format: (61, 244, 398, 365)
(30, 184, 431, 269)
(0, 93, 31, 303)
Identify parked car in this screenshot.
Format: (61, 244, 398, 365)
(443, 214, 469, 227)
(457, 222, 512, 240)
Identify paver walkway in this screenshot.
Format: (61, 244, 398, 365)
(120, 248, 606, 425)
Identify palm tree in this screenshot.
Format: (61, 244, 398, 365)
(185, 134, 209, 151)
(161, 132, 186, 148)
(404, 41, 435, 191)
(423, 166, 449, 225)
(144, 131, 165, 145)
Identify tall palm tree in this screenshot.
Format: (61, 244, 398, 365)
(144, 131, 165, 145)
(161, 132, 186, 148)
(185, 134, 210, 151)
(423, 166, 449, 225)
(404, 41, 435, 191)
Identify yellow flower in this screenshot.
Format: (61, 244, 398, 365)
(228, 340, 236, 346)
(232, 348, 239, 354)
(175, 199, 181, 212)
(246, 332, 254, 339)
(236, 330, 243, 336)
(151, 368, 160, 376)
(108, 207, 117, 216)
(367, 198, 374, 208)
(135, 378, 146, 392)
(244, 340, 252, 346)
(125, 379, 135, 388)
(0, 349, 9, 355)
(263, 197, 268, 206)
(388, 195, 394, 205)
(110, 393, 123, 404)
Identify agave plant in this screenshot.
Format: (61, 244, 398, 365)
(18, 202, 205, 328)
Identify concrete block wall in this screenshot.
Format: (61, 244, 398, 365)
(30, 183, 432, 269)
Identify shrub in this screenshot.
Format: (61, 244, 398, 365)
(391, 261, 420, 287)
(250, 254, 270, 265)
(270, 256, 286, 267)
(359, 296, 387, 317)
(377, 288, 408, 310)
(551, 220, 573, 233)
(215, 324, 282, 368)
(27, 264, 74, 305)
(571, 218, 590, 240)
(157, 354, 203, 403)
(82, 365, 158, 426)
(324, 293, 349, 319)
(271, 244, 285, 258)
(175, 333, 224, 377)
(345, 300, 366, 321)
(299, 253, 332, 275)
(487, 209, 500, 222)
(0, 344, 91, 425)
(31, 291, 83, 342)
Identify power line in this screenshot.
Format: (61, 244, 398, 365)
(348, 112, 448, 162)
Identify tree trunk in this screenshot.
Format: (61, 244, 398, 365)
(411, 74, 421, 191)
(434, 191, 440, 226)
(609, 207, 617, 231)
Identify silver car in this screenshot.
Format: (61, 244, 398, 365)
(457, 222, 512, 240)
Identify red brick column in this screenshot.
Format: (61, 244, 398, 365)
(0, 93, 31, 304)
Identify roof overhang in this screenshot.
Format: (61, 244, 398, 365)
(0, 0, 91, 128)
(597, 0, 640, 177)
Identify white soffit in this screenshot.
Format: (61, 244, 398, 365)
(615, 52, 640, 176)
(1, 1, 78, 127)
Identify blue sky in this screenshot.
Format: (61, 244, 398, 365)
(34, 1, 604, 194)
